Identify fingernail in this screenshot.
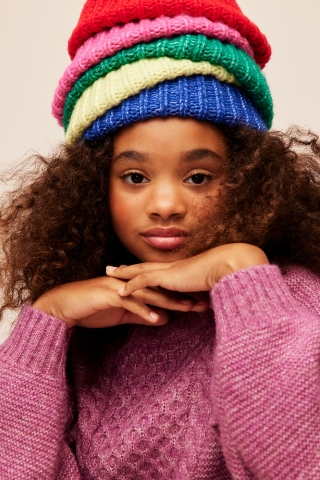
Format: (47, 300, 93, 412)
(180, 299, 192, 304)
(150, 312, 159, 321)
(118, 287, 125, 295)
(106, 266, 117, 272)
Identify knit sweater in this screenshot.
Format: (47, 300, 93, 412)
(1, 264, 320, 479)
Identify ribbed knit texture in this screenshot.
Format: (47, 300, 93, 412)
(52, 15, 255, 125)
(68, 0, 271, 68)
(1, 265, 320, 478)
(0, 306, 71, 478)
(0, 305, 70, 377)
(84, 75, 267, 140)
(61, 34, 272, 131)
(65, 57, 238, 144)
(52, 0, 273, 141)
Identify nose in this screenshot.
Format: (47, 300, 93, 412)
(145, 181, 187, 220)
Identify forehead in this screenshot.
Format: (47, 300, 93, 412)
(112, 117, 228, 158)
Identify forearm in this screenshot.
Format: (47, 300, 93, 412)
(0, 306, 78, 478)
(211, 265, 320, 479)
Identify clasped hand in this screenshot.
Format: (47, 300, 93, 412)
(33, 244, 268, 328)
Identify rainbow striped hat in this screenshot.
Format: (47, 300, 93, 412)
(52, 0, 273, 144)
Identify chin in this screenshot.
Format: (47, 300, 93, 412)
(139, 248, 190, 263)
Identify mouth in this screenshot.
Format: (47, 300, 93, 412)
(141, 227, 187, 250)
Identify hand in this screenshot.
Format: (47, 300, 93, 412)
(107, 243, 269, 297)
(32, 276, 208, 329)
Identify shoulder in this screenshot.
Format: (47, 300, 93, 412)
(282, 265, 320, 317)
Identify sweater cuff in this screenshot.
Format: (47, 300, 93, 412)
(211, 264, 301, 341)
(0, 304, 71, 378)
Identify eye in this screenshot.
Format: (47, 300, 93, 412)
(122, 172, 149, 184)
(185, 173, 213, 185)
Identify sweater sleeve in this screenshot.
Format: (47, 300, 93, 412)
(0, 305, 82, 479)
(211, 265, 320, 480)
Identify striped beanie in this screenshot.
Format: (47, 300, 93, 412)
(52, 0, 273, 144)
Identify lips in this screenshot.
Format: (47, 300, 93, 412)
(142, 227, 187, 250)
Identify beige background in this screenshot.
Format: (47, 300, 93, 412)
(0, 1, 319, 340)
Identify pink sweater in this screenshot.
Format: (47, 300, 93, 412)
(1, 264, 320, 479)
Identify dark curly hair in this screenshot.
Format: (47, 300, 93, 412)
(1, 124, 320, 320)
(2, 123, 320, 384)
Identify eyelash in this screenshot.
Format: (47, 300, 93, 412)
(121, 170, 214, 185)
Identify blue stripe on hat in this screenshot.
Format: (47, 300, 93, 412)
(83, 75, 267, 141)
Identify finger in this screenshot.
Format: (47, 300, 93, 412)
(118, 270, 166, 297)
(105, 275, 192, 303)
(133, 287, 196, 312)
(115, 294, 162, 324)
(79, 305, 169, 328)
(96, 287, 163, 325)
(121, 307, 169, 327)
(185, 291, 211, 302)
(154, 286, 210, 307)
(106, 262, 172, 280)
(117, 269, 205, 297)
(188, 302, 210, 312)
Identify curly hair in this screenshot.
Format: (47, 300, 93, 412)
(1, 124, 320, 320)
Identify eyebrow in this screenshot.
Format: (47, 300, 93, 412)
(113, 148, 223, 164)
(113, 150, 148, 164)
(183, 149, 223, 162)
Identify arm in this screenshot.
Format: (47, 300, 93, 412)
(0, 305, 82, 479)
(106, 243, 320, 477)
(211, 265, 320, 479)
(0, 275, 202, 479)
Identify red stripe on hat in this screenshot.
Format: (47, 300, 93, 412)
(68, 0, 271, 67)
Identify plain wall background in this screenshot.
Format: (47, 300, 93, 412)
(0, 1, 319, 340)
(1, 0, 319, 170)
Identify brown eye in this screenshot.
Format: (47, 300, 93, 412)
(123, 173, 148, 184)
(130, 173, 144, 183)
(186, 173, 212, 185)
(191, 174, 205, 184)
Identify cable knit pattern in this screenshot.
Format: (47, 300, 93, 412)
(52, 16, 255, 125)
(67, 0, 271, 67)
(65, 57, 238, 144)
(1, 265, 320, 478)
(71, 312, 228, 479)
(61, 34, 272, 131)
(84, 75, 267, 140)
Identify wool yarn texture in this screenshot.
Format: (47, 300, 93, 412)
(53, 0, 273, 143)
(84, 76, 267, 140)
(61, 35, 272, 131)
(52, 15, 255, 124)
(68, 0, 271, 67)
(66, 57, 239, 144)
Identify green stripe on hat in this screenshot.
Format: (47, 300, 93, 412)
(63, 34, 273, 131)
(65, 57, 238, 144)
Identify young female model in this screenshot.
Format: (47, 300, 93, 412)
(0, 0, 320, 478)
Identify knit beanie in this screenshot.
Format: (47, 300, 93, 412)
(52, 0, 273, 144)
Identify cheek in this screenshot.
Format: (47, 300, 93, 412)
(189, 191, 223, 222)
(182, 193, 225, 257)
(109, 186, 144, 242)
(109, 188, 132, 234)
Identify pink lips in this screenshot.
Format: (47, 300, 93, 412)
(142, 227, 187, 250)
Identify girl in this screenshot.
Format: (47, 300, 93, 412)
(1, 0, 320, 478)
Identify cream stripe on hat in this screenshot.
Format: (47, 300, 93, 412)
(66, 57, 239, 144)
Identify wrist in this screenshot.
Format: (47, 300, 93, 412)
(32, 297, 74, 328)
(214, 243, 269, 284)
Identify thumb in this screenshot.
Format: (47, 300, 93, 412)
(122, 306, 170, 326)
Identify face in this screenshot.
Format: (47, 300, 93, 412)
(109, 117, 228, 263)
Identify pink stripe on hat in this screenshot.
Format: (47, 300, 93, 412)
(52, 15, 255, 125)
